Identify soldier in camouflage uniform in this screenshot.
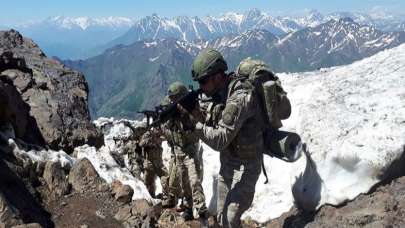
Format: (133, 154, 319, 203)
(161, 82, 208, 220)
(139, 128, 169, 198)
(188, 49, 264, 227)
(159, 96, 183, 208)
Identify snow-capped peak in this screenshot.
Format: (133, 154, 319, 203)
(44, 16, 134, 30)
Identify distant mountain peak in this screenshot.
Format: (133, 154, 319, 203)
(42, 16, 134, 30)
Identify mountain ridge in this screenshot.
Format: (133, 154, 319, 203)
(65, 18, 405, 118)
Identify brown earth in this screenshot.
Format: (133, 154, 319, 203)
(45, 190, 123, 228)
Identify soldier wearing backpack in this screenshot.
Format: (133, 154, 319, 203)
(183, 49, 302, 227)
(184, 49, 265, 227)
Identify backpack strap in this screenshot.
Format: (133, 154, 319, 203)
(227, 74, 254, 99)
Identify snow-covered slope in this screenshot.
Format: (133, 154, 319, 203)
(280, 43, 405, 214)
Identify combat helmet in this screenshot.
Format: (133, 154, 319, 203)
(191, 48, 228, 81)
(167, 81, 188, 102)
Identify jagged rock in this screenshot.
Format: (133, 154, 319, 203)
(0, 30, 103, 152)
(0, 77, 44, 145)
(114, 199, 155, 228)
(0, 192, 22, 227)
(0, 158, 53, 227)
(43, 161, 70, 196)
(111, 180, 134, 204)
(303, 176, 405, 227)
(68, 158, 103, 192)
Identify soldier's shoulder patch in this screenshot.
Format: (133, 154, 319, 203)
(222, 103, 239, 126)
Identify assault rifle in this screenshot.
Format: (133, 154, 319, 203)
(138, 88, 201, 128)
(137, 109, 159, 127)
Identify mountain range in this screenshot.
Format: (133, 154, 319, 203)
(64, 18, 405, 118)
(8, 16, 134, 59)
(5, 9, 405, 59)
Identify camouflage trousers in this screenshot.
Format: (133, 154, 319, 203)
(143, 149, 169, 198)
(217, 156, 262, 228)
(167, 156, 182, 200)
(174, 149, 207, 215)
(166, 145, 204, 202)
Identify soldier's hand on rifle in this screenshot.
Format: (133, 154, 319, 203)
(177, 103, 198, 125)
(191, 103, 205, 123)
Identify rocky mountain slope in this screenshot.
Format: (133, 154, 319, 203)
(66, 18, 405, 118)
(209, 18, 405, 72)
(0, 30, 102, 152)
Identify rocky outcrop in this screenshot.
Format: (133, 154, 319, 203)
(0, 29, 103, 152)
(0, 77, 44, 146)
(0, 157, 53, 227)
(265, 175, 405, 228)
(111, 180, 134, 204)
(43, 161, 70, 196)
(68, 158, 104, 192)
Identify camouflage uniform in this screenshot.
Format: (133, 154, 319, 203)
(192, 49, 264, 227)
(139, 130, 169, 198)
(161, 82, 208, 218)
(162, 114, 207, 216)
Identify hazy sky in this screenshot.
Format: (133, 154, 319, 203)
(2, 0, 405, 24)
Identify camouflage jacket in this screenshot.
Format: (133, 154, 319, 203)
(195, 77, 264, 161)
(162, 114, 199, 156)
(139, 130, 163, 157)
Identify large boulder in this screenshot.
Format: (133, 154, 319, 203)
(68, 158, 103, 192)
(0, 29, 103, 152)
(111, 180, 134, 204)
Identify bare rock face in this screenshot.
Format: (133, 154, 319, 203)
(43, 161, 70, 196)
(0, 29, 103, 153)
(0, 77, 44, 145)
(0, 158, 53, 227)
(68, 158, 103, 192)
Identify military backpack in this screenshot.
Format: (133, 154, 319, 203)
(234, 57, 302, 163)
(235, 57, 291, 129)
